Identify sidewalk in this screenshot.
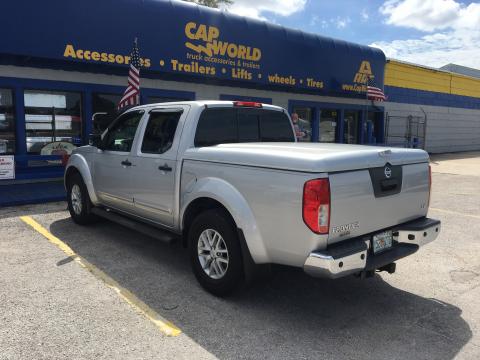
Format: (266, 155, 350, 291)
(430, 151, 480, 177)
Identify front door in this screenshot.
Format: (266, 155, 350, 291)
(319, 109, 338, 143)
(291, 106, 314, 142)
(93, 110, 144, 212)
(130, 107, 186, 227)
(343, 110, 360, 144)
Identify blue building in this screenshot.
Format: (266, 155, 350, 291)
(0, 0, 386, 186)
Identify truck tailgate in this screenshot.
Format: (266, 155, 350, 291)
(328, 162, 430, 244)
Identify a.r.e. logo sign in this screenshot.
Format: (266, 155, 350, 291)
(341, 60, 375, 93)
(353, 60, 374, 84)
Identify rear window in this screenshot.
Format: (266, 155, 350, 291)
(194, 107, 294, 147)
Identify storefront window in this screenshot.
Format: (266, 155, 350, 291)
(93, 93, 121, 115)
(344, 110, 359, 144)
(24, 90, 82, 154)
(0, 88, 15, 154)
(319, 109, 338, 143)
(92, 93, 122, 134)
(291, 107, 313, 142)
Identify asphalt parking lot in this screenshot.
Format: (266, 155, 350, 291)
(1, 152, 479, 360)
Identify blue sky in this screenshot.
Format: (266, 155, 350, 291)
(221, 0, 480, 69)
(266, 0, 423, 44)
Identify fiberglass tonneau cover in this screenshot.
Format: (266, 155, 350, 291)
(184, 143, 429, 173)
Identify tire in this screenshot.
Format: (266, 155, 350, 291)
(189, 209, 244, 296)
(66, 173, 97, 225)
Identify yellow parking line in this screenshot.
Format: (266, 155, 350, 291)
(429, 207, 480, 220)
(19, 215, 182, 337)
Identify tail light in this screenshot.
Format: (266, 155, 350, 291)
(427, 164, 432, 208)
(303, 179, 330, 234)
(233, 101, 262, 108)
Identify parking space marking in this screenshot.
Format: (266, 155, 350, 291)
(19, 215, 182, 337)
(430, 207, 480, 220)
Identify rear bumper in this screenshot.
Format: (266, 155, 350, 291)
(304, 217, 441, 279)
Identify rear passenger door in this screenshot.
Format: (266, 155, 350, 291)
(130, 106, 187, 227)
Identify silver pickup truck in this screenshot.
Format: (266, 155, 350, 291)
(65, 101, 441, 295)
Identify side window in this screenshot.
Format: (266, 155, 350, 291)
(103, 111, 143, 152)
(141, 111, 182, 154)
(194, 108, 236, 147)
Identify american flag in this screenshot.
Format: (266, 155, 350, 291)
(118, 38, 141, 111)
(366, 82, 387, 102)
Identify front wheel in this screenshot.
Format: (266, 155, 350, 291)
(67, 173, 97, 225)
(189, 209, 244, 296)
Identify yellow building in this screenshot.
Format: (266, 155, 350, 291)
(384, 60, 480, 153)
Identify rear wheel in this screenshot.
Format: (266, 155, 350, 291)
(189, 209, 244, 296)
(67, 173, 97, 225)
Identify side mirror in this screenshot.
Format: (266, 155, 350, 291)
(89, 133, 105, 150)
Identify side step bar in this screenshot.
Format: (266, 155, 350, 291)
(91, 207, 178, 244)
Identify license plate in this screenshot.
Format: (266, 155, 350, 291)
(372, 230, 393, 254)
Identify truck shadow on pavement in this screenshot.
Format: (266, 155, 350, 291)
(49, 217, 472, 360)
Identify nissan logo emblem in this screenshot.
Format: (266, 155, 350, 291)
(384, 166, 392, 179)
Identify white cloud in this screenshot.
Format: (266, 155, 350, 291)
(221, 0, 306, 20)
(335, 16, 351, 29)
(307, 15, 350, 31)
(380, 0, 462, 31)
(361, 9, 369, 21)
(372, 0, 480, 68)
(310, 16, 329, 29)
(371, 30, 480, 68)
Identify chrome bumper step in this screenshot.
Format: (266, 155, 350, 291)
(304, 217, 441, 279)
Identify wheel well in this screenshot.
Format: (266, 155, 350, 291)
(65, 167, 81, 186)
(182, 197, 236, 247)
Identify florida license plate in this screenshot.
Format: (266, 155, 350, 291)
(372, 230, 393, 254)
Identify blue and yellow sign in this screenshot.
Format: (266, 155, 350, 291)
(2, 0, 385, 97)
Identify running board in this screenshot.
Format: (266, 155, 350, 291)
(91, 207, 178, 244)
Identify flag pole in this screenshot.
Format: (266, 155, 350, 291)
(135, 37, 140, 105)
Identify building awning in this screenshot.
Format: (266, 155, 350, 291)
(1, 0, 385, 97)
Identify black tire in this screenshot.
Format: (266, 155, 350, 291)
(189, 209, 244, 296)
(66, 173, 97, 225)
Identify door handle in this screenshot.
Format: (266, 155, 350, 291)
(158, 164, 172, 172)
(121, 160, 132, 167)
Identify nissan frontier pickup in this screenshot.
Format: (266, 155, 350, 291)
(65, 101, 441, 295)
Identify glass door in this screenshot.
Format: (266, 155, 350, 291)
(92, 93, 122, 134)
(319, 109, 338, 143)
(364, 111, 376, 144)
(291, 106, 313, 142)
(343, 110, 360, 144)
